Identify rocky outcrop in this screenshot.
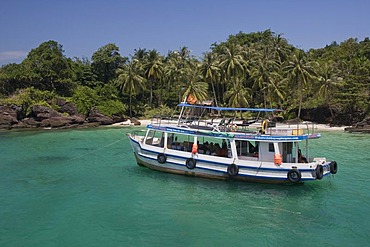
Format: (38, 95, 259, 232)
(31, 105, 62, 120)
(344, 116, 370, 133)
(56, 98, 78, 115)
(299, 106, 367, 127)
(130, 117, 141, 126)
(86, 107, 114, 125)
(0, 105, 21, 128)
(13, 105, 85, 128)
(0, 101, 127, 130)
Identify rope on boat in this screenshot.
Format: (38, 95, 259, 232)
(67, 135, 128, 161)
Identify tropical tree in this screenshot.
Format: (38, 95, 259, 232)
(144, 49, 164, 107)
(0, 63, 25, 95)
(21, 40, 75, 95)
(284, 51, 317, 118)
(180, 66, 208, 103)
(250, 45, 281, 108)
(116, 60, 145, 116)
(218, 44, 248, 87)
(224, 78, 251, 108)
(73, 57, 98, 88)
(131, 48, 148, 63)
(316, 61, 343, 114)
(200, 52, 220, 106)
(271, 33, 292, 63)
(91, 43, 126, 84)
(164, 49, 200, 103)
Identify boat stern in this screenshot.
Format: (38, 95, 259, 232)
(312, 157, 338, 180)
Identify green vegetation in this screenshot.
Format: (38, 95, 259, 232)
(0, 31, 369, 121)
(0, 87, 56, 115)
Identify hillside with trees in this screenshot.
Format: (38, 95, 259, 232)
(0, 30, 369, 129)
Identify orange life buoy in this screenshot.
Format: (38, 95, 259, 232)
(274, 153, 282, 165)
(192, 143, 198, 154)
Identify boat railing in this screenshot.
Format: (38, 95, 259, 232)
(177, 117, 259, 134)
(149, 114, 319, 137)
(151, 115, 178, 126)
(285, 121, 318, 135)
(128, 129, 146, 140)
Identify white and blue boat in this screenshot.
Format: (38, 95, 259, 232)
(127, 103, 338, 184)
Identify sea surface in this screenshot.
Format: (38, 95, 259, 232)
(0, 127, 369, 246)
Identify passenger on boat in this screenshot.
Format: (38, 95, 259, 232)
(214, 139, 227, 157)
(200, 141, 208, 154)
(218, 147, 228, 157)
(208, 142, 216, 155)
(298, 149, 308, 163)
(222, 139, 227, 149)
(214, 143, 221, 156)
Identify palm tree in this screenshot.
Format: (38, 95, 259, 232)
(116, 60, 145, 117)
(316, 61, 343, 116)
(283, 51, 317, 118)
(224, 78, 251, 108)
(271, 33, 291, 63)
(218, 44, 248, 88)
(250, 45, 281, 108)
(178, 46, 192, 68)
(132, 48, 147, 62)
(225, 76, 252, 107)
(144, 49, 163, 107)
(181, 66, 208, 103)
(200, 52, 220, 106)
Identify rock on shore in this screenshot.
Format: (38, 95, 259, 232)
(0, 101, 126, 130)
(344, 116, 370, 133)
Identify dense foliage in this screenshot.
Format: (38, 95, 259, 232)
(0, 30, 369, 120)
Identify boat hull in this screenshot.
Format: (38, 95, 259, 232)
(128, 135, 331, 184)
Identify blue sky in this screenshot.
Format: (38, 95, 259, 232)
(0, 0, 369, 66)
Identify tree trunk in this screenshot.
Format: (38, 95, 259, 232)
(129, 94, 132, 117)
(211, 80, 218, 106)
(149, 79, 153, 108)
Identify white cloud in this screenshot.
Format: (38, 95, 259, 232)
(0, 51, 28, 62)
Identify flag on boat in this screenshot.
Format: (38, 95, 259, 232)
(186, 94, 197, 104)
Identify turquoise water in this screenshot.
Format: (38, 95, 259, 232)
(0, 127, 369, 246)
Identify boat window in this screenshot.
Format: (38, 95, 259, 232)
(196, 137, 230, 157)
(269, 143, 274, 152)
(167, 133, 193, 152)
(166, 133, 231, 157)
(282, 142, 293, 162)
(145, 130, 165, 148)
(236, 140, 258, 157)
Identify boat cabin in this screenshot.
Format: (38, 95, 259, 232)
(142, 124, 311, 165)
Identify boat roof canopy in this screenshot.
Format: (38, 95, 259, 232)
(177, 103, 280, 112)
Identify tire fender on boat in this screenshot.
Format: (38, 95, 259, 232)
(157, 153, 167, 164)
(287, 169, 301, 183)
(330, 161, 338, 174)
(227, 164, 239, 176)
(315, 165, 324, 180)
(261, 120, 268, 133)
(186, 158, 196, 169)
